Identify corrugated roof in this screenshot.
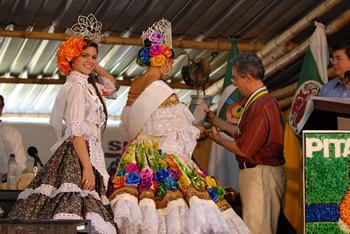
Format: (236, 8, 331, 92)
(0, 0, 349, 120)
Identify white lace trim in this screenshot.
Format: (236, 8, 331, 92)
(87, 212, 117, 234)
(120, 103, 200, 158)
(63, 121, 95, 142)
(53, 212, 116, 234)
(17, 183, 110, 206)
(225, 213, 251, 234)
(70, 71, 89, 81)
(111, 197, 142, 234)
(140, 205, 158, 234)
(157, 205, 189, 234)
(87, 137, 109, 189)
(187, 203, 231, 234)
(97, 76, 118, 100)
(53, 213, 83, 220)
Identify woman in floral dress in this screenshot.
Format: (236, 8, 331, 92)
(8, 24, 120, 233)
(107, 19, 250, 234)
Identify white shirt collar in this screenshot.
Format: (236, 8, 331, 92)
(68, 71, 89, 83)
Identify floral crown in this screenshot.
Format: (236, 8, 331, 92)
(136, 19, 173, 67)
(56, 14, 102, 76)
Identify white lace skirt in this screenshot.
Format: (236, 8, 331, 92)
(107, 138, 250, 234)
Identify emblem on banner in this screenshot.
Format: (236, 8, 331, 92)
(289, 80, 323, 135)
(226, 99, 247, 124)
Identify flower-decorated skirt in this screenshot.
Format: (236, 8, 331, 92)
(8, 141, 119, 234)
(107, 138, 250, 234)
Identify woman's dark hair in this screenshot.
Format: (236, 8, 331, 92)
(170, 49, 175, 59)
(0, 95, 4, 107)
(73, 38, 108, 133)
(333, 40, 350, 58)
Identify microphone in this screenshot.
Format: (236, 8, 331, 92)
(345, 71, 350, 84)
(27, 146, 44, 167)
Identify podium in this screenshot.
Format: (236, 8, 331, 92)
(0, 190, 22, 219)
(0, 219, 91, 233)
(298, 97, 350, 233)
(297, 97, 350, 133)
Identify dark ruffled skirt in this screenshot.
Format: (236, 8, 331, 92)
(8, 141, 119, 234)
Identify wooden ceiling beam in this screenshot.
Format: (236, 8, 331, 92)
(0, 30, 266, 52)
(257, 0, 344, 59)
(264, 8, 350, 79)
(0, 77, 209, 90)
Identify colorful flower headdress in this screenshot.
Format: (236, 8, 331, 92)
(56, 14, 102, 76)
(136, 18, 173, 67)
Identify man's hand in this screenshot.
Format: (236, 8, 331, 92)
(205, 126, 221, 144)
(204, 108, 216, 124)
(204, 108, 239, 136)
(205, 126, 245, 157)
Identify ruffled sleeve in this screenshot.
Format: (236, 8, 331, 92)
(97, 76, 118, 99)
(63, 83, 94, 141)
(141, 103, 200, 158)
(120, 100, 200, 158)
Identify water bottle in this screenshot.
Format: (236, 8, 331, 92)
(7, 154, 17, 190)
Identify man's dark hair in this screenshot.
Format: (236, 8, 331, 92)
(229, 52, 265, 81)
(0, 95, 4, 107)
(333, 40, 350, 58)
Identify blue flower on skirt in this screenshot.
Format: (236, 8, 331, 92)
(155, 168, 170, 184)
(165, 176, 179, 190)
(140, 47, 150, 63)
(207, 188, 218, 202)
(115, 168, 127, 178)
(125, 171, 141, 185)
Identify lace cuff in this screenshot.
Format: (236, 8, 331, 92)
(97, 76, 118, 99)
(63, 121, 95, 142)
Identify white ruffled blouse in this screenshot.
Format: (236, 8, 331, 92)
(120, 94, 200, 160)
(51, 71, 118, 189)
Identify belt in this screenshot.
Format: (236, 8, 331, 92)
(239, 162, 257, 169)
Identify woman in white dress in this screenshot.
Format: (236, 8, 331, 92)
(107, 19, 250, 234)
(9, 15, 120, 234)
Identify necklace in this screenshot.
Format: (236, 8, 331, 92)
(236, 86, 268, 134)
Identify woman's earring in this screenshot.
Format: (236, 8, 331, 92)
(160, 64, 170, 75)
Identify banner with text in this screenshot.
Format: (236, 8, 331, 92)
(303, 130, 350, 233)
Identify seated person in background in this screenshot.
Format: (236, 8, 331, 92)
(319, 40, 350, 98)
(0, 95, 27, 179)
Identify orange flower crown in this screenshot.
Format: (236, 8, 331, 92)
(56, 14, 102, 76)
(56, 36, 86, 76)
